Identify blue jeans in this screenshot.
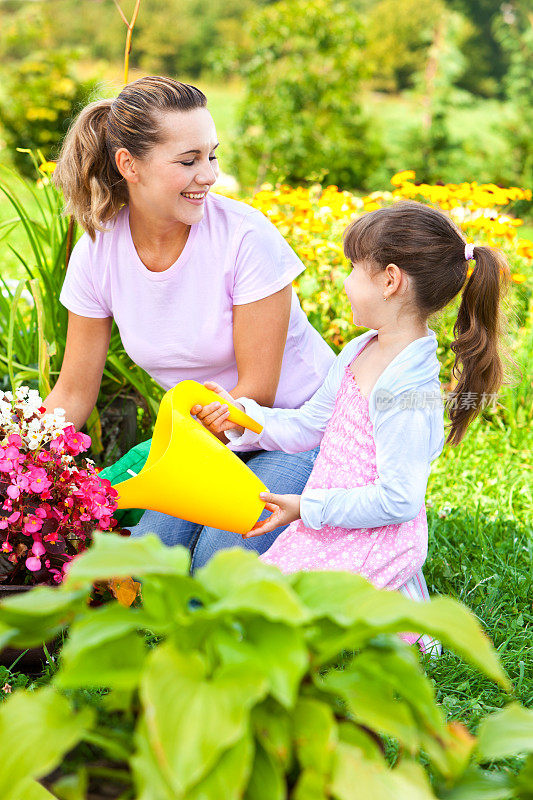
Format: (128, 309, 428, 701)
(129, 447, 320, 571)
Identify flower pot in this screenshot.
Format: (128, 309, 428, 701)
(0, 584, 59, 673)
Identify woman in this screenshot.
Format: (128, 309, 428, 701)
(45, 75, 334, 568)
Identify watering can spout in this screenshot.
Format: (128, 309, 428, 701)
(112, 381, 267, 535)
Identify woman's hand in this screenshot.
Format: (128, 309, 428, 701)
(242, 491, 301, 538)
(191, 381, 245, 437)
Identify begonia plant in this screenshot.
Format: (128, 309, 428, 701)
(0, 386, 119, 586)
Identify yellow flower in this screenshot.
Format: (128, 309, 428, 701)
(38, 161, 57, 174)
(391, 170, 416, 187)
(511, 274, 527, 284)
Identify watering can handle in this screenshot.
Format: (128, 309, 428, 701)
(176, 381, 263, 435)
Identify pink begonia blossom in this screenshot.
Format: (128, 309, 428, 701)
(0, 511, 21, 529)
(35, 507, 48, 519)
(6, 485, 20, 500)
(32, 541, 46, 557)
(4, 445, 21, 460)
(0, 459, 13, 472)
(37, 450, 52, 463)
(7, 434, 22, 447)
(28, 467, 52, 493)
(25, 556, 41, 571)
(23, 516, 43, 534)
(1, 542, 13, 553)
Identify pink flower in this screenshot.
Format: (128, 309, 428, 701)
(6, 485, 20, 500)
(4, 445, 21, 460)
(23, 516, 43, 534)
(7, 434, 22, 447)
(62, 427, 91, 456)
(25, 556, 41, 571)
(0, 459, 13, 472)
(35, 507, 48, 519)
(1, 542, 13, 553)
(37, 450, 52, 463)
(28, 467, 52, 494)
(32, 541, 46, 557)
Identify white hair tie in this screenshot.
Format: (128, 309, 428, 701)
(464, 243, 475, 261)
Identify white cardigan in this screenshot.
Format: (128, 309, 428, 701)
(228, 329, 445, 531)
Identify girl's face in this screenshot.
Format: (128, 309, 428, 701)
(344, 260, 385, 328)
(126, 107, 220, 225)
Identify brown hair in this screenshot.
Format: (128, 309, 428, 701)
(53, 76, 207, 239)
(343, 200, 507, 445)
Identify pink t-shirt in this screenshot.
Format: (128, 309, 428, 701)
(60, 192, 334, 409)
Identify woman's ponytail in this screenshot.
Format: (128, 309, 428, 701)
(53, 99, 127, 240)
(447, 246, 507, 445)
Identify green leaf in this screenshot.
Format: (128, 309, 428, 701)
(197, 547, 293, 598)
(56, 629, 148, 690)
(212, 619, 308, 707)
(292, 769, 329, 800)
(251, 700, 293, 769)
(292, 571, 510, 689)
(64, 533, 190, 585)
(0, 687, 93, 800)
(244, 741, 285, 800)
(52, 769, 88, 800)
(292, 697, 337, 774)
(319, 666, 419, 752)
(187, 735, 254, 800)
(0, 586, 87, 647)
(207, 579, 310, 625)
(476, 704, 533, 762)
(135, 643, 267, 796)
(337, 721, 386, 762)
(513, 754, 533, 800)
(331, 741, 438, 800)
(439, 766, 514, 800)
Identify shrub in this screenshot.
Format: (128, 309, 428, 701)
(232, 0, 384, 190)
(0, 51, 100, 177)
(0, 534, 532, 798)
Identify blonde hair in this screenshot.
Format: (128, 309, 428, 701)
(53, 76, 207, 239)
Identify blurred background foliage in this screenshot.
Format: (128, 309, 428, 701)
(0, 0, 531, 195)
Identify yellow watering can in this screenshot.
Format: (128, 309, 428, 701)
(112, 381, 267, 535)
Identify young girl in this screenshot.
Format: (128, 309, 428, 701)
(193, 201, 506, 638)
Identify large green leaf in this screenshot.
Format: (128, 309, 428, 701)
(475, 704, 533, 762)
(198, 549, 309, 624)
(0, 687, 93, 800)
(292, 697, 337, 774)
(330, 741, 438, 800)
(187, 734, 254, 800)
(197, 548, 289, 597)
(55, 629, 148, 690)
(251, 700, 293, 770)
(345, 644, 446, 734)
(206, 579, 310, 624)
(292, 769, 329, 800)
(64, 533, 190, 585)
(439, 766, 514, 800)
(318, 666, 419, 752)
(0, 586, 88, 647)
(292, 572, 510, 689)
(212, 619, 308, 707)
(244, 741, 285, 800)
(135, 643, 267, 796)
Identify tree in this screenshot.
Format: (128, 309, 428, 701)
(233, 0, 383, 190)
(364, 0, 448, 93)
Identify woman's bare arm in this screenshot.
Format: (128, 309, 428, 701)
(42, 312, 113, 430)
(230, 284, 292, 406)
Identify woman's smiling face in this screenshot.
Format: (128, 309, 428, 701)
(124, 107, 220, 225)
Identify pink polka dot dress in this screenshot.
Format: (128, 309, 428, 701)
(260, 365, 428, 590)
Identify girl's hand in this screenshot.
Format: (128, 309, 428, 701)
(191, 381, 245, 436)
(242, 492, 301, 538)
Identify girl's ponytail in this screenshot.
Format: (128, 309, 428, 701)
(448, 246, 507, 445)
(53, 99, 127, 240)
